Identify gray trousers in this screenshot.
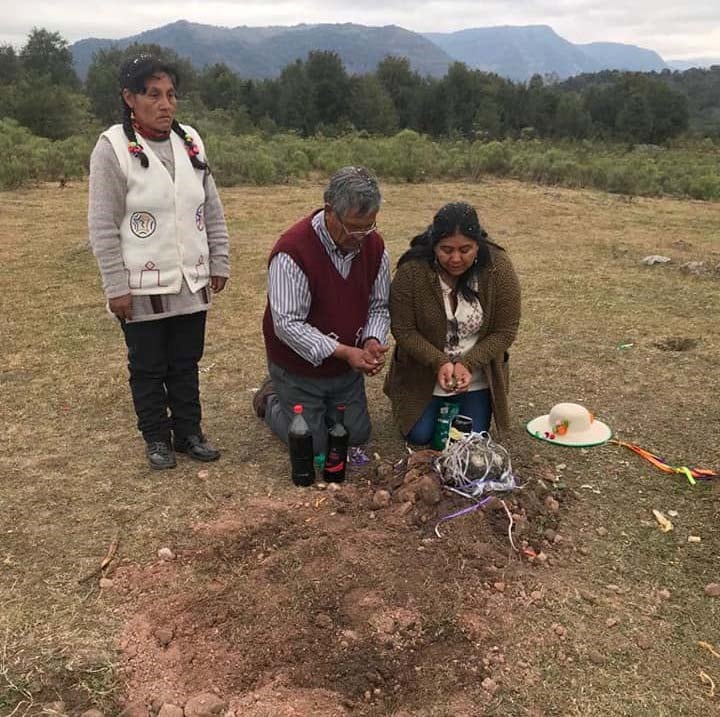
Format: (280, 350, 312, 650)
(266, 361, 371, 456)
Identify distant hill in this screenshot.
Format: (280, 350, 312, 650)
(425, 26, 669, 80)
(425, 25, 601, 81)
(70, 20, 454, 79)
(71, 19, 679, 83)
(577, 42, 666, 73)
(667, 57, 720, 71)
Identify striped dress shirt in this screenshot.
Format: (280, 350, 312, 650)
(268, 211, 390, 367)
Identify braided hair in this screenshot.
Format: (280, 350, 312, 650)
(397, 202, 504, 302)
(119, 54, 208, 171)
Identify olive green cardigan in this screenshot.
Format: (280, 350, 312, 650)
(383, 247, 521, 438)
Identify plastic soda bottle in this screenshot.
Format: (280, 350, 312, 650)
(288, 404, 315, 486)
(323, 405, 349, 483)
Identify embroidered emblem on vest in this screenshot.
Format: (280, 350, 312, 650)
(130, 211, 157, 238)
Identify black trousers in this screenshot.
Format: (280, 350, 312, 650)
(120, 311, 207, 444)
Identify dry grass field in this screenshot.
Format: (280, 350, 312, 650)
(1, 177, 719, 716)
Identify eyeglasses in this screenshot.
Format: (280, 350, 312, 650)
(338, 217, 377, 239)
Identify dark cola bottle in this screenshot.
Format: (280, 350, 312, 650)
(323, 405, 349, 483)
(288, 404, 315, 487)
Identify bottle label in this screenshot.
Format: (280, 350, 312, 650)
(324, 450, 345, 473)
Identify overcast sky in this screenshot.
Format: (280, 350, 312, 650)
(2, 0, 719, 60)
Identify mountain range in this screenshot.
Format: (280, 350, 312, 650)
(70, 20, 720, 82)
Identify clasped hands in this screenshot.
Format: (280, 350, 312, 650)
(437, 361, 472, 393)
(336, 338, 389, 376)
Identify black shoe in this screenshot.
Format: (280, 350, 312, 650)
(252, 376, 276, 419)
(146, 441, 176, 470)
(175, 434, 221, 462)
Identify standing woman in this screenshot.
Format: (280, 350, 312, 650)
(88, 55, 230, 469)
(383, 202, 520, 444)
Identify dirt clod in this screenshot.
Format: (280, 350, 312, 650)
(371, 490, 392, 509)
(157, 706, 184, 717)
(157, 547, 175, 561)
(119, 703, 149, 717)
(184, 692, 227, 717)
(704, 583, 720, 598)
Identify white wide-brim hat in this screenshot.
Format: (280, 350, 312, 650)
(526, 402, 612, 447)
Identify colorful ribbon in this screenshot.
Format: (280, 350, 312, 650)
(610, 439, 717, 486)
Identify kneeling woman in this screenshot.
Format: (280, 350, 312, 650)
(384, 202, 521, 444)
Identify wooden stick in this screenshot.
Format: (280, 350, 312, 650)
(77, 530, 120, 584)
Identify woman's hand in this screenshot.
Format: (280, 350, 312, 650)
(453, 362, 472, 392)
(437, 362, 456, 391)
(109, 293, 133, 321)
(210, 276, 227, 293)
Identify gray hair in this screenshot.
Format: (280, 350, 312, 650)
(323, 166, 381, 218)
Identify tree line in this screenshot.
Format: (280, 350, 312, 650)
(1, 28, 719, 144)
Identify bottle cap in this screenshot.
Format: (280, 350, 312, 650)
(293, 404, 303, 414)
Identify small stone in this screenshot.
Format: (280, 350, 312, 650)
(555, 463, 567, 471)
(371, 490, 391, 510)
(642, 255, 671, 265)
(154, 627, 174, 647)
(687, 535, 702, 543)
(605, 617, 619, 628)
(327, 482, 341, 492)
(157, 706, 184, 717)
(530, 590, 542, 601)
(657, 588, 671, 601)
(197, 469, 209, 480)
(184, 692, 227, 717)
(315, 481, 328, 490)
(579, 546, 590, 556)
(544, 496, 560, 514)
(536, 551, 548, 563)
(596, 527, 608, 537)
(605, 584, 621, 593)
(81, 710, 105, 717)
(580, 590, 598, 604)
(493, 582, 505, 593)
(636, 635, 652, 651)
(680, 260, 706, 275)
(543, 528, 557, 542)
(157, 547, 175, 561)
(553, 624, 567, 638)
(704, 583, 720, 598)
(314, 613, 333, 629)
(588, 649, 605, 665)
(99, 578, 114, 589)
(481, 677, 499, 695)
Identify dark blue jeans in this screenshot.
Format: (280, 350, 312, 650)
(406, 389, 492, 445)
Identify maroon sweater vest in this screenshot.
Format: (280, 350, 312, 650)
(263, 212, 385, 378)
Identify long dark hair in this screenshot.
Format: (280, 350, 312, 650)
(119, 54, 208, 171)
(398, 202, 504, 301)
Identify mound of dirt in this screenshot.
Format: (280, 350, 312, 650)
(111, 452, 574, 715)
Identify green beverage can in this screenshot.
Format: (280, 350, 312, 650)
(432, 402, 460, 450)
